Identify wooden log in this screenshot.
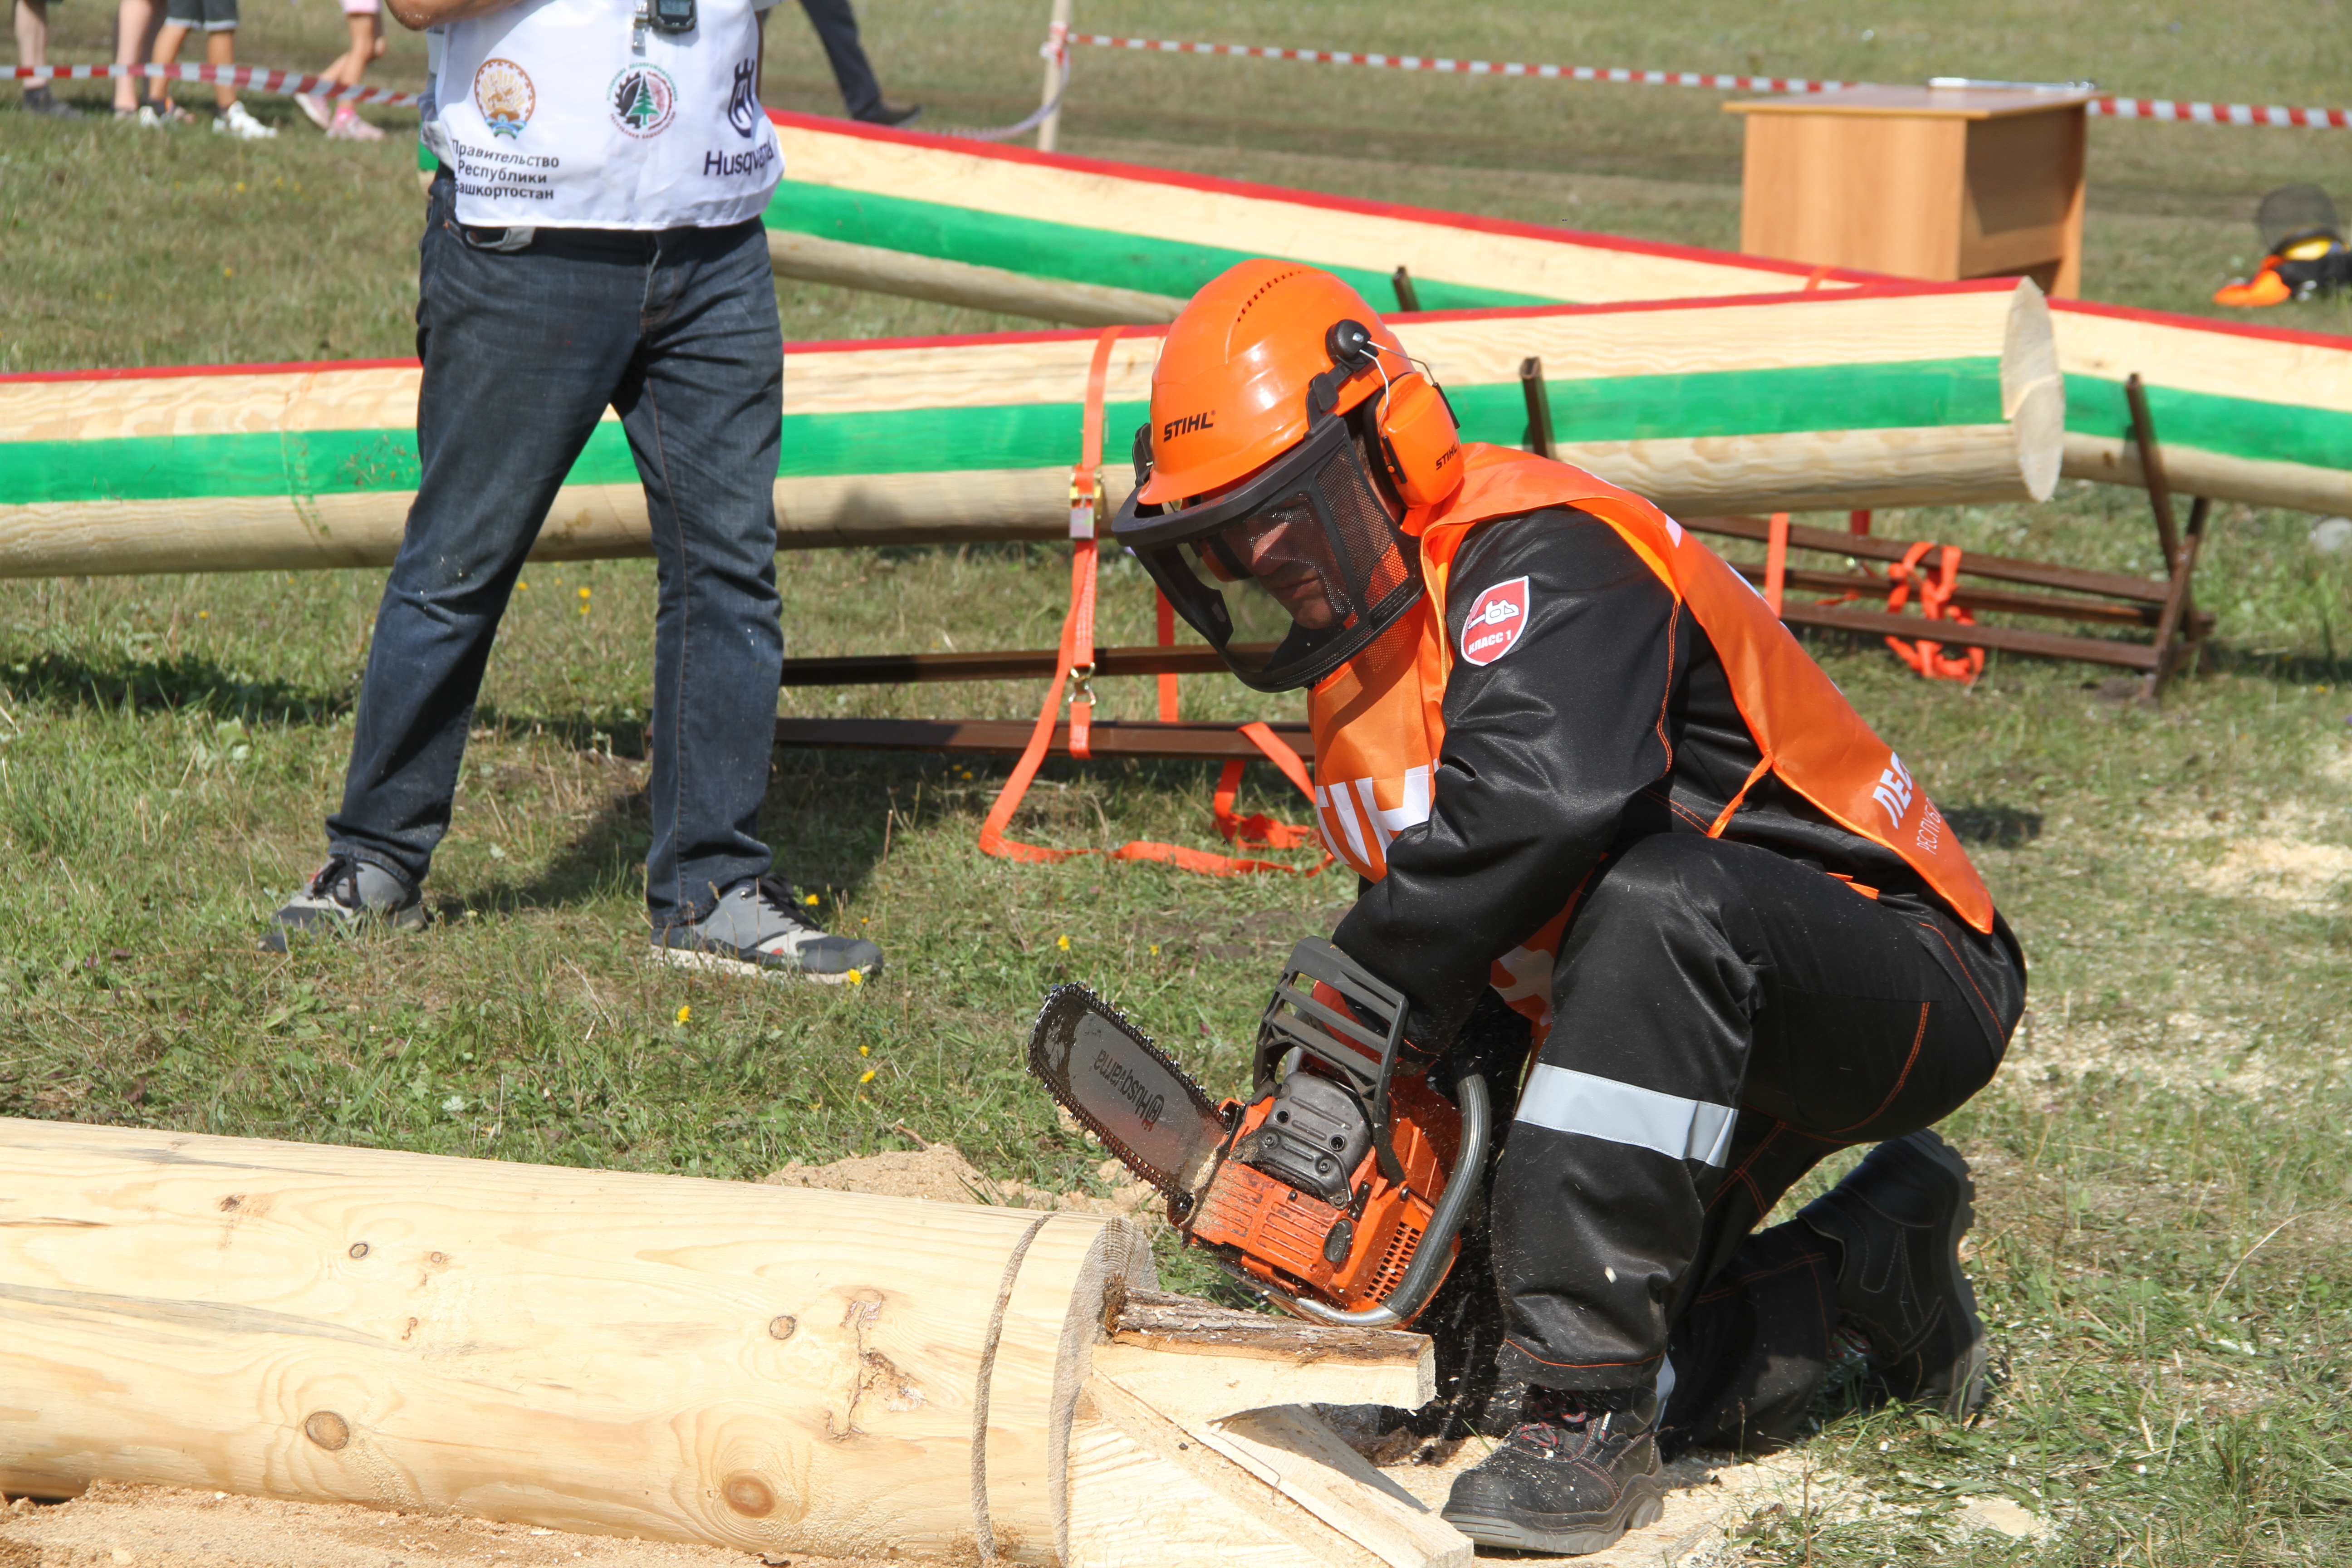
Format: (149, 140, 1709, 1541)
(750, 114, 2352, 519)
(0, 1118, 1459, 1568)
(2048, 300, 2352, 518)
(0, 281, 2057, 578)
(767, 227, 1186, 327)
(760, 110, 1851, 317)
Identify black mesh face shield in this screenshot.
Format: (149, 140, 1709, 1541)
(1112, 407, 1422, 694)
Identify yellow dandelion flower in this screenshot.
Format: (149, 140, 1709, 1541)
(1057, 934, 1071, 951)
(674, 1004, 691, 1025)
(804, 893, 819, 906)
(1149, 944, 1160, 956)
(845, 969, 864, 986)
(859, 1069, 877, 1084)
(517, 581, 529, 591)
(577, 586, 591, 599)
(858, 1044, 870, 1057)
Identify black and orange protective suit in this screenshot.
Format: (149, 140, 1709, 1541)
(1115, 261, 2024, 1453)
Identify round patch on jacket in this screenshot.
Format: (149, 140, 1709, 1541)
(1460, 576, 1530, 666)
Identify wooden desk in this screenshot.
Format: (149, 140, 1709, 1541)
(1727, 86, 2093, 298)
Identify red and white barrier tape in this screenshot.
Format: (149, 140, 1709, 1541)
(10, 62, 419, 107)
(2087, 97, 2349, 129)
(1073, 34, 1850, 94)
(1072, 34, 2348, 129)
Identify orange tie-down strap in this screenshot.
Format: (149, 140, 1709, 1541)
(977, 327, 1328, 876)
(1883, 540, 1985, 683)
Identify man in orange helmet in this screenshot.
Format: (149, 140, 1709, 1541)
(1113, 261, 2025, 1556)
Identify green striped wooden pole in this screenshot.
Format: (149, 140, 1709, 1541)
(757, 113, 2352, 519)
(0, 280, 2057, 579)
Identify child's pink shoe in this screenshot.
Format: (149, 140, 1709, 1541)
(328, 103, 384, 142)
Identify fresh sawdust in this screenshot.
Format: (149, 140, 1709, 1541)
(0, 1484, 882, 1568)
(1373, 1446, 1809, 1567)
(762, 1137, 1160, 1223)
(2187, 808, 2352, 914)
(2151, 746, 2352, 916)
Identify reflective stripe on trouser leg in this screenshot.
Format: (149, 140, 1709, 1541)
(1488, 1113, 1736, 1392)
(1515, 1063, 1739, 1166)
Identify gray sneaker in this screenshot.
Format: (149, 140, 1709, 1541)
(652, 876, 882, 984)
(23, 87, 85, 119)
(263, 856, 426, 951)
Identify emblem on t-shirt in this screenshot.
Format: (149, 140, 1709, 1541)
(472, 57, 534, 139)
(608, 64, 679, 138)
(1460, 576, 1530, 666)
(726, 58, 760, 137)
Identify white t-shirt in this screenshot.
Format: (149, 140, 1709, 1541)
(431, 0, 784, 230)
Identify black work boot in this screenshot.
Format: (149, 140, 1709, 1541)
(1441, 1387, 1666, 1555)
(1798, 1128, 1990, 1416)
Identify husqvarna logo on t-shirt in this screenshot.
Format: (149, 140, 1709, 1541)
(1460, 577, 1530, 666)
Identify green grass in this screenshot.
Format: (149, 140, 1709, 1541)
(6, 3, 2352, 1563)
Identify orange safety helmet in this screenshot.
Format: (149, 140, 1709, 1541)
(1115, 260, 1464, 692)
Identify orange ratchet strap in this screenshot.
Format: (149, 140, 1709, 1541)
(977, 328, 1328, 876)
(1883, 540, 1985, 683)
(1154, 588, 1181, 723)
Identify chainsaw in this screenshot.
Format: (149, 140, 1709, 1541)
(1026, 937, 1491, 1328)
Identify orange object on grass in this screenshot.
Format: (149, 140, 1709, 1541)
(2214, 262, 2293, 308)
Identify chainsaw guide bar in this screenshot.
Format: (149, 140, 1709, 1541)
(1027, 984, 1230, 1205)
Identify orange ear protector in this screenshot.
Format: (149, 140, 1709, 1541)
(1326, 319, 1463, 509)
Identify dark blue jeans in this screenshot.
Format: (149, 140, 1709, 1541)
(328, 174, 785, 929)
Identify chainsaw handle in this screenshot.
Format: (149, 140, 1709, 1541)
(1281, 1068, 1490, 1331)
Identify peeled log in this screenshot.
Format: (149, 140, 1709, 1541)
(758, 109, 1846, 316)
(766, 228, 1186, 328)
(0, 1118, 1462, 1568)
(751, 113, 2352, 520)
(0, 280, 2055, 578)
(2049, 300, 2352, 518)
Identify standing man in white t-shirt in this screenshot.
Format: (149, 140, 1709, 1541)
(268, 0, 882, 985)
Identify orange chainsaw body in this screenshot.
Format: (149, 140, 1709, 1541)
(1186, 1070, 1464, 1319)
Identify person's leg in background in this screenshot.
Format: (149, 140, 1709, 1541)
(622, 220, 784, 932)
(112, 0, 164, 117)
(276, 185, 648, 944)
(18, 0, 84, 117)
(1443, 833, 2018, 1553)
(622, 218, 882, 980)
(199, 1, 273, 135)
(327, 0, 382, 138)
(203, 17, 230, 112)
(143, 3, 195, 123)
(299, 0, 382, 137)
(792, 0, 918, 126)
